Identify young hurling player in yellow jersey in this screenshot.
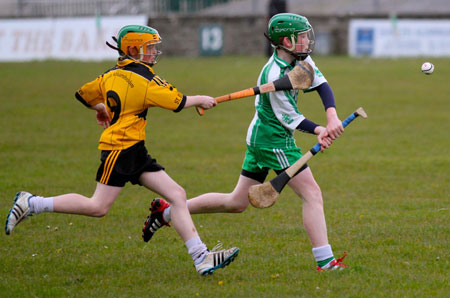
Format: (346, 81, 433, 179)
(5, 25, 239, 276)
(142, 14, 348, 271)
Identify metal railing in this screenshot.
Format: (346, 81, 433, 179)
(1, 0, 236, 18)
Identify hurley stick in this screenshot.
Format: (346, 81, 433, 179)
(196, 61, 314, 116)
(248, 107, 368, 209)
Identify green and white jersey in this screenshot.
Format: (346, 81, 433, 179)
(246, 53, 327, 149)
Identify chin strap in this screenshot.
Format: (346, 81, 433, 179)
(106, 36, 126, 56)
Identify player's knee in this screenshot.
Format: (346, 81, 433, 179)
(302, 185, 323, 205)
(89, 201, 110, 217)
(312, 194, 324, 206)
(227, 195, 249, 213)
(310, 192, 323, 206)
(167, 186, 187, 205)
(228, 203, 248, 213)
(92, 208, 109, 217)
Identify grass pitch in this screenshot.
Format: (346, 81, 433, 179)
(0, 56, 449, 297)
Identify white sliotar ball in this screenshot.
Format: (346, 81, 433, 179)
(421, 62, 434, 75)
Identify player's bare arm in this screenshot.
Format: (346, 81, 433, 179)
(315, 126, 333, 152)
(184, 95, 217, 110)
(325, 107, 343, 139)
(91, 103, 111, 129)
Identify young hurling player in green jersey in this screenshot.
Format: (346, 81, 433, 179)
(5, 25, 239, 276)
(142, 13, 348, 271)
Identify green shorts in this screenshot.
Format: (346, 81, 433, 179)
(241, 145, 306, 183)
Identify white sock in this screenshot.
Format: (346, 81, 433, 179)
(312, 244, 334, 265)
(163, 206, 171, 223)
(163, 201, 187, 223)
(29, 196, 54, 214)
(185, 236, 208, 265)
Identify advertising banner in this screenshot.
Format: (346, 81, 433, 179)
(349, 19, 450, 57)
(0, 15, 147, 61)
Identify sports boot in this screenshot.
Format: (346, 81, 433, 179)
(5, 191, 33, 235)
(317, 252, 348, 271)
(142, 198, 170, 242)
(195, 243, 239, 276)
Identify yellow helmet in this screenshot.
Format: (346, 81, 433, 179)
(116, 25, 162, 65)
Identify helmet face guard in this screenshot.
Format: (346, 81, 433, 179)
(136, 38, 162, 65)
(139, 40, 162, 65)
(286, 28, 315, 58)
(116, 25, 163, 65)
(268, 13, 315, 59)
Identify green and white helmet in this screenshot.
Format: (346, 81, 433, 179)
(267, 13, 315, 59)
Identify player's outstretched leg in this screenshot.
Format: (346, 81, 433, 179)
(5, 191, 33, 235)
(195, 243, 240, 276)
(142, 198, 170, 242)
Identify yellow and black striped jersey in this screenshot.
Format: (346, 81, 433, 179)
(76, 59, 186, 150)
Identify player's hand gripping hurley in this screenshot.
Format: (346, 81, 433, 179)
(196, 61, 314, 116)
(248, 107, 368, 209)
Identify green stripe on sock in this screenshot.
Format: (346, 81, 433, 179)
(317, 256, 334, 268)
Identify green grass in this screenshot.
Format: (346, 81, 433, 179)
(0, 56, 449, 297)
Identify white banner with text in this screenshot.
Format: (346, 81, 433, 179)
(0, 16, 147, 61)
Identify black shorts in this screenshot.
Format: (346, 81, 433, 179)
(96, 141, 164, 187)
(240, 164, 308, 183)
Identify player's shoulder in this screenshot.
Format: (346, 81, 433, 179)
(303, 55, 316, 67)
(114, 59, 156, 81)
(263, 59, 283, 82)
(101, 65, 119, 77)
(301, 55, 325, 77)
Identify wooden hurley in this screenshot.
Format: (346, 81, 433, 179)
(248, 107, 368, 208)
(196, 61, 314, 115)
